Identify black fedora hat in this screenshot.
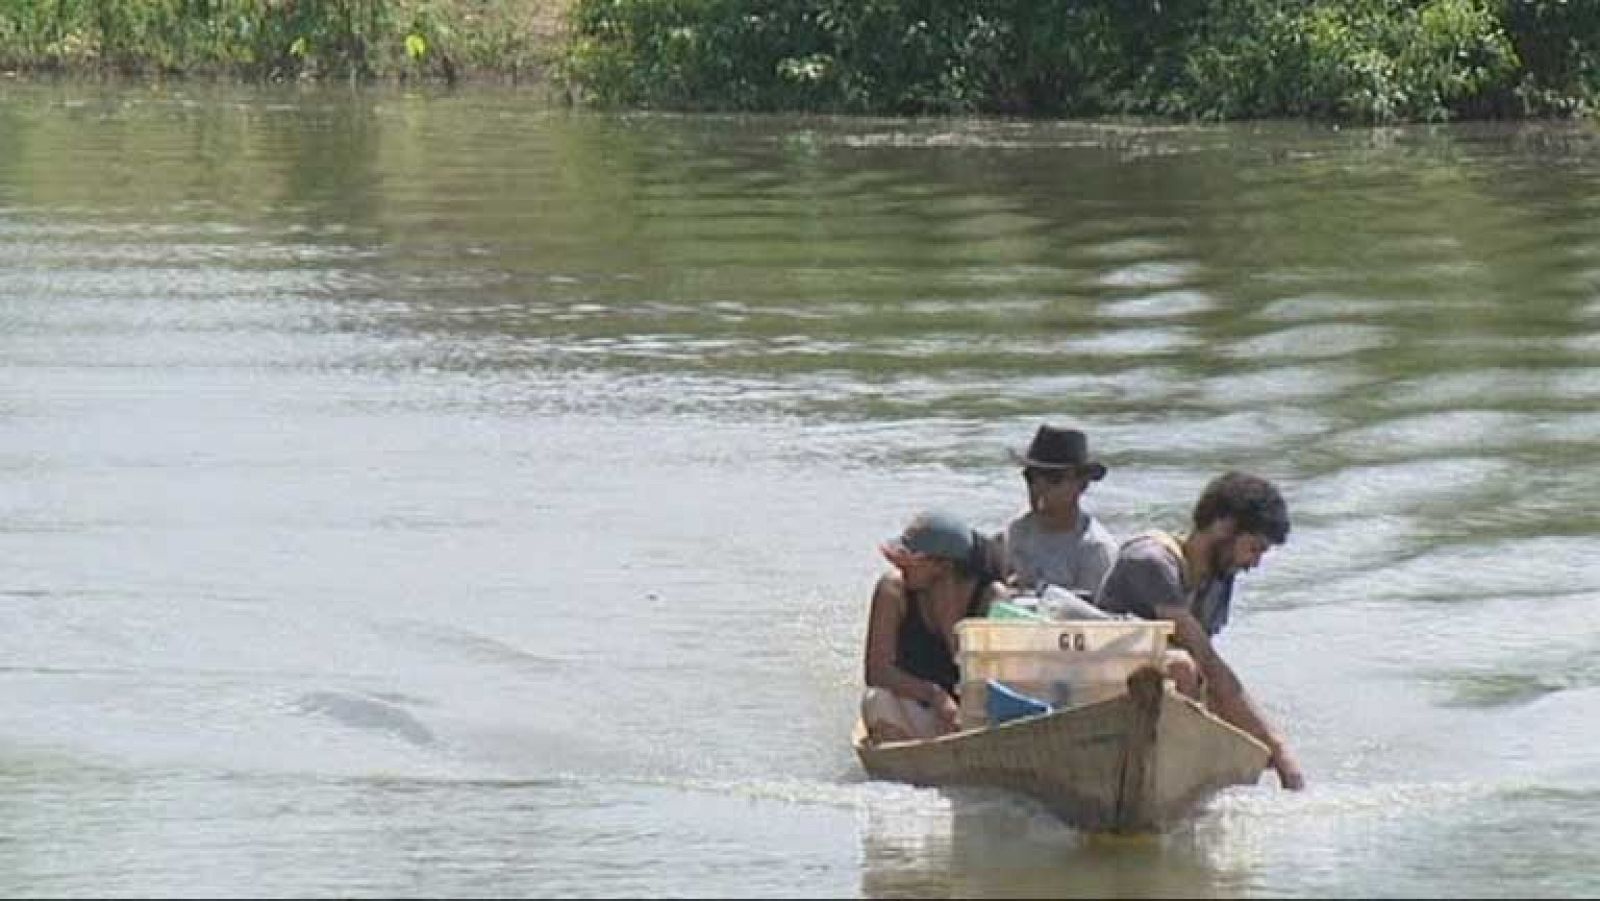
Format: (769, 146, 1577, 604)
(1009, 425, 1107, 481)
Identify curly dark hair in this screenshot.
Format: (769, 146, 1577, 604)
(1192, 472, 1290, 545)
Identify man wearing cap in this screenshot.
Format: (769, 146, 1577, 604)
(994, 424, 1120, 606)
(861, 510, 1006, 743)
(1095, 471, 1307, 791)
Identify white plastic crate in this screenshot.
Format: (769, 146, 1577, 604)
(954, 618, 1172, 729)
(955, 618, 1172, 657)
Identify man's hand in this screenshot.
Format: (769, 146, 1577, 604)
(932, 692, 961, 734)
(1271, 747, 1306, 791)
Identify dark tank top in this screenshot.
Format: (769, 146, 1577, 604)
(897, 581, 988, 696)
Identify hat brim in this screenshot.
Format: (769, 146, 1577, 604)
(1008, 449, 1107, 481)
(880, 541, 931, 569)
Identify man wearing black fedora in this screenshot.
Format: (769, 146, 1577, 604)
(993, 424, 1120, 603)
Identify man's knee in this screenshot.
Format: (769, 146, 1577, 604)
(863, 686, 944, 741)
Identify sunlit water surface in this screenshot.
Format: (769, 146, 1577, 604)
(2, 83, 1599, 897)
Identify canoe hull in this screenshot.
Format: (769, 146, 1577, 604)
(852, 667, 1268, 833)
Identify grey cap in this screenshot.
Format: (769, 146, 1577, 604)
(887, 510, 976, 563)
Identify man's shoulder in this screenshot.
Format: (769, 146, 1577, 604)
(1097, 530, 1186, 614)
(873, 569, 909, 599)
(1116, 531, 1182, 565)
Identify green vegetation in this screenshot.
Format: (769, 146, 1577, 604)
(0, 0, 561, 83)
(3, 0, 1599, 121)
(561, 0, 1600, 122)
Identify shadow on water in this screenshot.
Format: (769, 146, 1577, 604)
(292, 690, 435, 747)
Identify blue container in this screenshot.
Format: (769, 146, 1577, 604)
(985, 679, 1053, 724)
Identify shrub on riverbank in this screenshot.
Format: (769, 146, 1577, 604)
(0, 0, 561, 83)
(4, 0, 1597, 121)
(561, 0, 1600, 121)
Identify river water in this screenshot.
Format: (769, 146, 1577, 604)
(2, 82, 1598, 897)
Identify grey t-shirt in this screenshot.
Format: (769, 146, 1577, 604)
(1095, 532, 1234, 635)
(1002, 509, 1118, 597)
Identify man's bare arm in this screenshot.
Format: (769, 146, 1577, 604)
(1154, 602, 1305, 790)
(864, 574, 948, 706)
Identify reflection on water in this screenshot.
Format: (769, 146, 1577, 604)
(2, 82, 1600, 896)
(861, 772, 1600, 899)
(858, 789, 1261, 898)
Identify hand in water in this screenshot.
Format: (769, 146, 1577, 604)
(1272, 749, 1306, 791)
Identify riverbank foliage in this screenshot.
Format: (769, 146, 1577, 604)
(4, 0, 1598, 121)
(0, 0, 559, 83)
(561, 0, 1600, 122)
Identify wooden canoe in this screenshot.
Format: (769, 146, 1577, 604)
(852, 667, 1269, 834)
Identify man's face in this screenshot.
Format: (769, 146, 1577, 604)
(1024, 467, 1087, 513)
(1216, 526, 1274, 576)
(897, 552, 952, 590)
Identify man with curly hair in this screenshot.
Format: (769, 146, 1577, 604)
(1095, 471, 1306, 791)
